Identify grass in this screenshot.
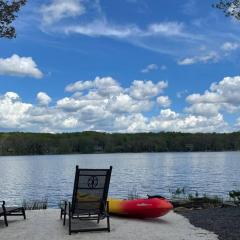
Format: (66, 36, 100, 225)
(22, 198, 48, 210)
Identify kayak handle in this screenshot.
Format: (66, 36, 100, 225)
(147, 194, 166, 199)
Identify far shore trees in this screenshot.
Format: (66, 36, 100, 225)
(0, 131, 240, 155)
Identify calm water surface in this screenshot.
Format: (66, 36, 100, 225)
(0, 152, 239, 207)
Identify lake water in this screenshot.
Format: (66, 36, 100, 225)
(0, 152, 239, 207)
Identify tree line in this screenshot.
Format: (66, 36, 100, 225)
(0, 131, 240, 156)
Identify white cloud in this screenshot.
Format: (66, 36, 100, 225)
(0, 76, 235, 133)
(186, 76, 240, 116)
(0, 92, 32, 129)
(41, 0, 85, 25)
(0, 54, 43, 78)
(65, 76, 123, 97)
(149, 112, 227, 133)
(141, 64, 167, 73)
(129, 80, 168, 100)
(147, 22, 185, 37)
(63, 19, 187, 39)
(36, 0, 240, 63)
(221, 42, 239, 51)
(37, 92, 52, 106)
(115, 114, 149, 133)
(177, 90, 188, 99)
(63, 117, 78, 128)
(108, 94, 152, 114)
(141, 64, 158, 73)
(178, 52, 219, 65)
(185, 103, 220, 117)
(156, 96, 171, 107)
(64, 20, 141, 38)
(159, 109, 178, 119)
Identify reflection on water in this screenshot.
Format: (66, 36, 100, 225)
(0, 152, 239, 207)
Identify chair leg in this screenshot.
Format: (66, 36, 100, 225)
(60, 209, 62, 219)
(3, 214, 8, 227)
(63, 212, 66, 226)
(107, 215, 110, 232)
(22, 208, 26, 219)
(97, 214, 100, 224)
(69, 203, 71, 235)
(107, 202, 110, 232)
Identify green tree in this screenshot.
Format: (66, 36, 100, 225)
(0, 0, 27, 39)
(214, 0, 240, 20)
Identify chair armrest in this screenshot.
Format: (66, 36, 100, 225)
(1, 201, 6, 212)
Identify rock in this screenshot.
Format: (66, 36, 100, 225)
(174, 207, 191, 212)
(222, 201, 238, 208)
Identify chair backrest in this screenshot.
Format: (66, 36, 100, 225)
(71, 165, 112, 215)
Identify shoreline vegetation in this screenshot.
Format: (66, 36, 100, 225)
(20, 189, 240, 210)
(0, 131, 240, 156)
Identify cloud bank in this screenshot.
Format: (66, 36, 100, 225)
(0, 75, 238, 133)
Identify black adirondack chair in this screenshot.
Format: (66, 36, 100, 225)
(60, 165, 112, 235)
(0, 201, 26, 226)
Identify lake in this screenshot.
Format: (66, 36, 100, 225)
(0, 152, 239, 207)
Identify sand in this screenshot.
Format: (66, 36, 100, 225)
(0, 209, 218, 240)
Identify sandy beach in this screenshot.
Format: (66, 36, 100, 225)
(0, 209, 218, 240)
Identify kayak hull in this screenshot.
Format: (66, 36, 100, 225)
(108, 198, 173, 218)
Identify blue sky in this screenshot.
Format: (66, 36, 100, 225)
(0, 0, 240, 133)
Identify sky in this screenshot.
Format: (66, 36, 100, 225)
(1, 0, 240, 133)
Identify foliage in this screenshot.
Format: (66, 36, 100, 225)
(0, 131, 240, 155)
(213, 0, 240, 20)
(0, 0, 27, 38)
(22, 198, 48, 210)
(229, 190, 240, 202)
(127, 188, 140, 200)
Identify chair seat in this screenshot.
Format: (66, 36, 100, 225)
(61, 202, 102, 216)
(5, 207, 23, 213)
(0, 207, 22, 216)
(1, 202, 26, 226)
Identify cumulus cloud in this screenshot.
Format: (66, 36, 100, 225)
(41, 0, 85, 25)
(186, 76, 240, 116)
(156, 96, 171, 107)
(0, 54, 43, 78)
(0, 76, 235, 133)
(0, 92, 32, 129)
(129, 80, 168, 100)
(65, 76, 123, 97)
(159, 109, 178, 119)
(37, 92, 52, 106)
(185, 103, 220, 117)
(149, 111, 227, 133)
(107, 94, 152, 114)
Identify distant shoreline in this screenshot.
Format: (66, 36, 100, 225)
(0, 131, 240, 156)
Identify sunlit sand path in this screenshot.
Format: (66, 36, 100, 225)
(0, 209, 218, 240)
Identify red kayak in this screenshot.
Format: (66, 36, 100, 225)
(108, 197, 173, 218)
